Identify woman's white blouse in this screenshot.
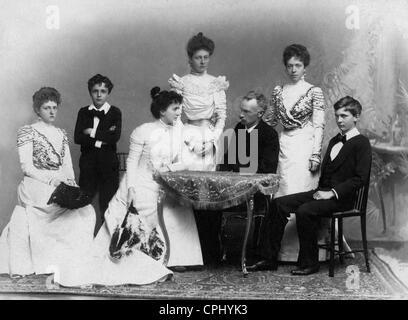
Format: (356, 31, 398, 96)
(168, 73, 229, 140)
(17, 124, 75, 185)
(126, 121, 184, 190)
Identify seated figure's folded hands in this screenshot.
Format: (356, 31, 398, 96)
(185, 139, 214, 157)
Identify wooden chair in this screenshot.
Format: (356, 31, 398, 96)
(321, 178, 371, 277)
(220, 193, 270, 262)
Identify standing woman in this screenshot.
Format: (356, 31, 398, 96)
(168, 32, 229, 171)
(168, 33, 229, 264)
(263, 44, 326, 261)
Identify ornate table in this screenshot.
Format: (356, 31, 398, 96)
(371, 143, 408, 233)
(154, 170, 280, 276)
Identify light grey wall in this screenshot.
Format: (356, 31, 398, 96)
(0, 0, 395, 230)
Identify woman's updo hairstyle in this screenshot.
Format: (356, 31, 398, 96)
(186, 32, 215, 58)
(32, 87, 61, 114)
(150, 86, 183, 119)
(282, 44, 310, 67)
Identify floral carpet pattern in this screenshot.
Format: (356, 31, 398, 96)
(0, 252, 401, 300)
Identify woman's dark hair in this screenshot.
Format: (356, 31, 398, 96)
(333, 96, 362, 116)
(32, 87, 61, 113)
(283, 44, 310, 67)
(150, 86, 183, 119)
(87, 74, 114, 94)
(186, 32, 215, 58)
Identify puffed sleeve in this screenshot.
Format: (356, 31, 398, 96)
(60, 129, 76, 181)
(126, 125, 145, 190)
(168, 74, 184, 94)
(263, 87, 279, 127)
(309, 87, 326, 164)
(211, 76, 229, 140)
(17, 126, 55, 185)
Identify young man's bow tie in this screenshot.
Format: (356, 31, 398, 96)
(90, 109, 105, 118)
(334, 133, 347, 144)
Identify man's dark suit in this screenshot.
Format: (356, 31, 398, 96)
(74, 106, 122, 225)
(257, 133, 372, 268)
(219, 119, 279, 174)
(194, 120, 279, 265)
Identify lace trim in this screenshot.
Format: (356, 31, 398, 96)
(17, 125, 67, 170)
(17, 125, 33, 147)
(169, 74, 229, 96)
(274, 86, 323, 130)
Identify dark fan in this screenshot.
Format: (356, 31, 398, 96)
(47, 182, 92, 209)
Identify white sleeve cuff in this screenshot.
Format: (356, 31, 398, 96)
(331, 188, 339, 200)
(95, 141, 102, 148)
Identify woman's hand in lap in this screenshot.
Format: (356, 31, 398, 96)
(309, 159, 320, 172)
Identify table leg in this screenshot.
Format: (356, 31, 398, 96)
(241, 195, 254, 277)
(157, 188, 170, 266)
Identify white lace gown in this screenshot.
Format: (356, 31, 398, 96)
(0, 122, 172, 287)
(169, 72, 229, 171)
(100, 120, 203, 267)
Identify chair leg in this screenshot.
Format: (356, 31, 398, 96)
(329, 218, 336, 277)
(360, 215, 370, 273)
(338, 217, 344, 264)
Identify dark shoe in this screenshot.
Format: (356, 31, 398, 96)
(247, 260, 278, 272)
(291, 265, 320, 276)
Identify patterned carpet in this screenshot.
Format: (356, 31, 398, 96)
(0, 251, 402, 300)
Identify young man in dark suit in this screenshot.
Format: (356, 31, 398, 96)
(195, 91, 279, 266)
(74, 74, 122, 233)
(248, 96, 372, 275)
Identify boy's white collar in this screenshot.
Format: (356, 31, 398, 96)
(341, 127, 360, 141)
(89, 102, 111, 114)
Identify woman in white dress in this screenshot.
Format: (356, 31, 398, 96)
(0, 87, 172, 287)
(98, 87, 203, 271)
(168, 32, 229, 171)
(168, 32, 229, 264)
(263, 44, 326, 261)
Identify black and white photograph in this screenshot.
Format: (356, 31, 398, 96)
(0, 0, 407, 305)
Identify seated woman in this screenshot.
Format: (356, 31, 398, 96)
(96, 87, 203, 271)
(0, 87, 96, 276)
(0, 87, 173, 287)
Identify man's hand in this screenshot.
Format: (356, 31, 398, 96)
(313, 190, 335, 200)
(83, 128, 93, 135)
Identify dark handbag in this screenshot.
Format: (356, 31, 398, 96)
(47, 182, 92, 209)
(109, 203, 164, 261)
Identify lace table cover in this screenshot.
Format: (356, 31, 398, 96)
(154, 170, 280, 210)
